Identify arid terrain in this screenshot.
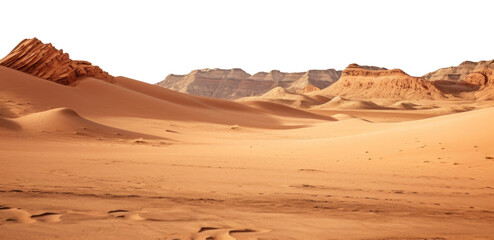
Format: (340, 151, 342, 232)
(1, 39, 494, 240)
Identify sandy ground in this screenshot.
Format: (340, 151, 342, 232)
(1, 67, 494, 239)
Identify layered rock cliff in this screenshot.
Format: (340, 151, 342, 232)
(313, 64, 443, 100)
(0, 38, 113, 85)
(423, 60, 492, 82)
(157, 68, 341, 99)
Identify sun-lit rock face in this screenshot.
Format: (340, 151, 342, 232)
(157, 68, 341, 99)
(464, 60, 494, 86)
(0, 38, 113, 85)
(423, 61, 479, 82)
(462, 60, 494, 100)
(314, 63, 443, 100)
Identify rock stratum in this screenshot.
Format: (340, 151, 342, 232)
(423, 60, 492, 82)
(157, 68, 341, 99)
(421, 60, 494, 99)
(313, 64, 444, 100)
(0, 38, 113, 85)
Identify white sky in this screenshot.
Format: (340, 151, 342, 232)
(1, 0, 493, 83)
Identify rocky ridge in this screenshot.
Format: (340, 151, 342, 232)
(0, 38, 113, 85)
(157, 68, 342, 99)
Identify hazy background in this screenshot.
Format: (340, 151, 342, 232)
(1, 0, 492, 83)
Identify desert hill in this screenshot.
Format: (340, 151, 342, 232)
(286, 69, 341, 93)
(311, 63, 444, 100)
(157, 68, 341, 99)
(423, 60, 493, 82)
(0, 38, 113, 85)
(238, 86, 324, 108)
(0, 65, 335, 129)
(0, 38, 337, 129)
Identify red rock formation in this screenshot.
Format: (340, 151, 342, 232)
(464, 61, 494, 100)
(0, 38, 113, 85)
(314, 64, 443, 100)
(464, 60, 494, 86)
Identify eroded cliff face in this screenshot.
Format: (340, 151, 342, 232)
(463, 61, 494, 100)
(0, 38, 113, 85)
(464, 60, 494, 86)
(314, 64, 443, 100)
(423, 60, 494, 82)
(157, 68, 341, 99)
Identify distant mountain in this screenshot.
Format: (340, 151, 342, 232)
(156, 68, 341, 99)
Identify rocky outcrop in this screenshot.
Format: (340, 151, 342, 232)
(464, 60, 494, 86)
(287, 69, 342, 93)
(157, 68, 341, 99)
(423, 60, 493, 82)
(463, 60, 494, 100)
(0, 38, 113, 85)
(157, 68, 254, 99)
(313, 64, 443, 100)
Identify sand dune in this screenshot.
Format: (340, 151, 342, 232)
(242, 100, 335, 121)
(314, 96, 389, 110)
(1, 38, 494, 240)
(0, 117, 21, 131)
(389, 100, 421, 110)
(330, 113, 357, 120)
(6, 107, 161, 140)
(238, 86, 323, 108)
(1, 66, 331, 129)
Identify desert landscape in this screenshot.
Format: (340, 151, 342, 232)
(0, 36, 494, 240)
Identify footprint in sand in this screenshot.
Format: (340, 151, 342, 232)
(191, 227, 264, 240)
(30, 212, 62, 222)
(108, 209, 145, 221)
(0, 206, 61, 223)
(0, 207, 34, 223)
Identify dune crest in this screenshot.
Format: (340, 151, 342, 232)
(12, 107, 162, 140)
(314, 96, 388, 110)
(238, 86, 324, 108)
(0, 38, 113, 85)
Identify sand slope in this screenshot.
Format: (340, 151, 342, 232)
(0, 66, 331, 129)
(237, 86, 324, 108)
(314, 96, 389, 110)
(1, 105, 493, 239)
(1, 39, 494, 240)
(0, 107, 162, 140)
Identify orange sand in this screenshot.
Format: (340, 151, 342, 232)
(1, 64, 494, 239)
